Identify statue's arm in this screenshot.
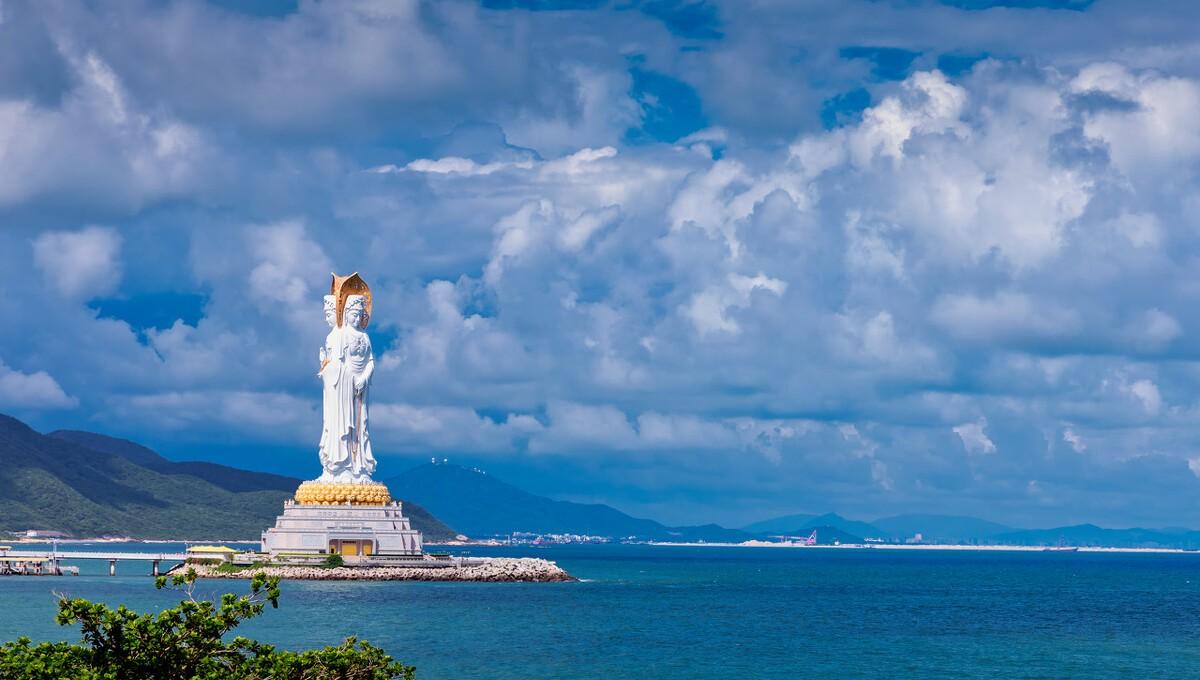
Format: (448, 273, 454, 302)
(358, 344, 376, 391)
(317, 345, 330, 377)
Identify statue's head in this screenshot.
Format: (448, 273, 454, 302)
(323, 295, 337, 328)
(344, 295, 368, 329)
(330, 272, 372, 329)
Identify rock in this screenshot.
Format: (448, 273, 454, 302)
(173, 557, 575, 583)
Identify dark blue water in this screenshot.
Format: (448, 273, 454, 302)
(2, 544, 1200, 678)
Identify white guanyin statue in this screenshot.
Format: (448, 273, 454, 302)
(317, 292, 377, 483)
(262, 273, 420, 557)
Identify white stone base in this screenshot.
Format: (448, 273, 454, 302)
(261, 501, 423, 557)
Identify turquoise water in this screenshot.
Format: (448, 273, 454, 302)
(2, 543, 1200, 678)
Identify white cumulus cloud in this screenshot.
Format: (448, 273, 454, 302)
(32, 226, 122, 298)
(0, 361, 77, 409)
(954, 418, 997, 455)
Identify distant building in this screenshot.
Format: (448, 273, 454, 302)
(25, 530, 69, 539)
(509, 531, 612, 545)
(185, 545, 239, 564)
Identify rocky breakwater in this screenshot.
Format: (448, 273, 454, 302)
(179, 557, 575, 583)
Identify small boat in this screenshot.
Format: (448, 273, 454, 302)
(1044, 538, 1078, 552)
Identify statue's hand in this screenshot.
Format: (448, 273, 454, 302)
(353, 376, 364, 393)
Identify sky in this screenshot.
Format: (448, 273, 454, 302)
(3, 0, 1200, 530)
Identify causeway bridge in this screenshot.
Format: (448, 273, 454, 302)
(1, 550, 186, 576)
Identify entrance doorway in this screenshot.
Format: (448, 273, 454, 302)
(327, 539, 375, 557)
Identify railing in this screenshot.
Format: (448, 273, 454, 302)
(0, 551, 186, 576)
(3, 551, 187, 560)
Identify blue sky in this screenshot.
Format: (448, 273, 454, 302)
(3, 0, 1200, 529)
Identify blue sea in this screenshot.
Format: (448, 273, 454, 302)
(2, 543, 1200, 678)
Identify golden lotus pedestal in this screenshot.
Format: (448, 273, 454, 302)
(260, 481, 423, 557)
(293, 481, 392, 506)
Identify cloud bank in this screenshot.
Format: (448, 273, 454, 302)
(3, 0, 1200, 527)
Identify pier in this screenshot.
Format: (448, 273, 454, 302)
(0, 557, 78, 576)
(0, 550, 185, 576)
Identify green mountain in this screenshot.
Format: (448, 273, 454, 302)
(50, 430, 298, 493)
(397, 502, 459, 543)
(387, 463, 753, 542)
(0, 414, 457, 542)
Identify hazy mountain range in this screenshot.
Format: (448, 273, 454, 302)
(743, 513, 1016, 543)
(387, 462, 751, 543)
(741, 511, 1200, 549)
(5, 412, 1200, 549)
(392, 465, 1200, 548)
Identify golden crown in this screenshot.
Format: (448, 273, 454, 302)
(331, 272, 372, 328)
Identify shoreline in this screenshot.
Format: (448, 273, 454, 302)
(5, 538, 260, 545)
(11, 538, 1199, 555)
(646, 540, 1200, 554)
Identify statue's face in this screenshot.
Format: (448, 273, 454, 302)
(323, 296, 336, 328)
(346, 306, 363, 329)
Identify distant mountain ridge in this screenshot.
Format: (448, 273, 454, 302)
(743, 512, 884, 539)
(993, 524, 1200, 549)
(745, 511, 1020, 543)
(387, 463, 753, 542)
(50, 430, 298, 493)
(0, 414, 457, 541)
(743, 510, 1200, 548)
(741, 513, 816, 534)
(871, 514, 1015, 542)
(13, 414, 1199, 549)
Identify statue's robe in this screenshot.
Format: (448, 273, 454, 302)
(318, 324, 376, 481)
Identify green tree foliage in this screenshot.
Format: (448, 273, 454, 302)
(0, 569, 415, 679)
(324, 554, 345, 568)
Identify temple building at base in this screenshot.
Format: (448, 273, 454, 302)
(261, 481, 423, 557)
(261, 500, 423, 557)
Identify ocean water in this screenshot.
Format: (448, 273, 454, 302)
(2, 543, 1200, 679)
